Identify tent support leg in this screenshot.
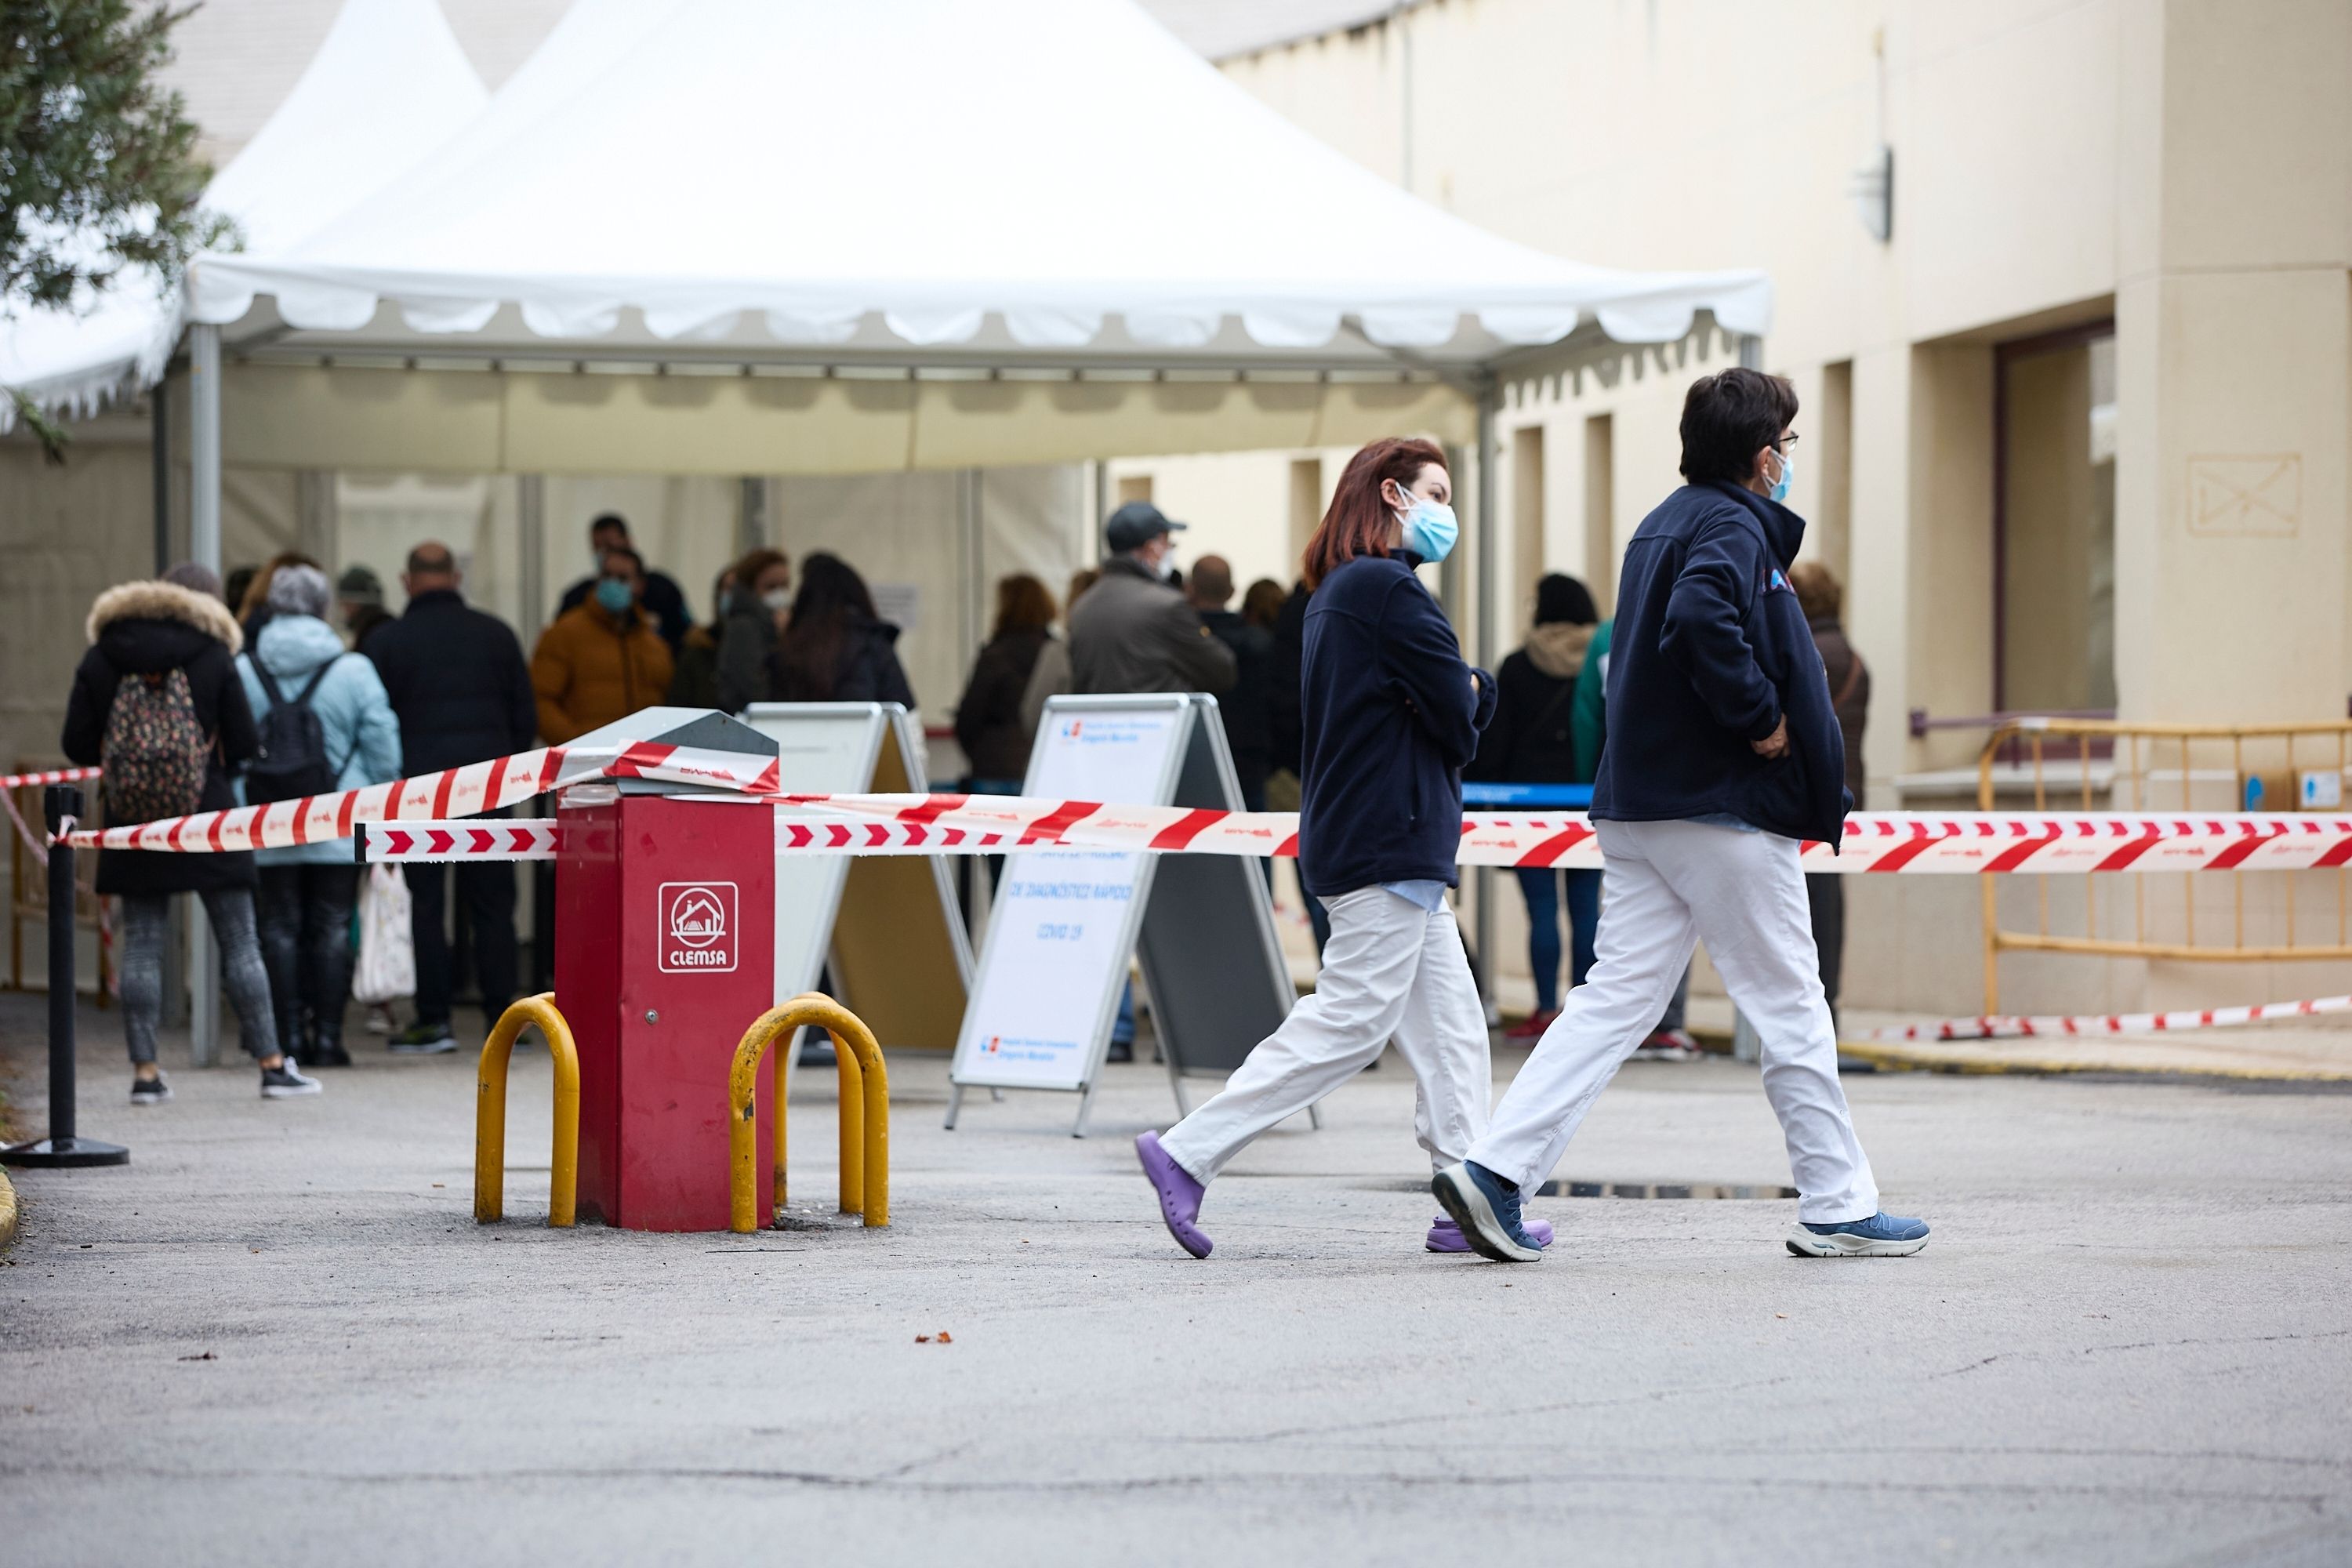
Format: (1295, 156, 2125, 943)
(150, 372, 171, 575)
(188, 322, 223, 1069)
(190, 324, 221, 573)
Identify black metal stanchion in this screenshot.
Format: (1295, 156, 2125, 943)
(2, 784, 129, 1168)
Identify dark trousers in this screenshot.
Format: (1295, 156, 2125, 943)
(257, 864, 359, 1051)
(1513, 865, 1602, 1014)
(1806, 872, 1845, 1025)
(408, 858, 518, 1026)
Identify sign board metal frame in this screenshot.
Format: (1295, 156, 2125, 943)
(946, 693, 1305, 1138)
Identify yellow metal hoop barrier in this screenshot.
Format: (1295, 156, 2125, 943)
(728, 993, 889, 1233)
(474, 994, 581, 1227)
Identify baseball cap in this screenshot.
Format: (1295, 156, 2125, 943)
(336, 564, 385, 606)
(1104, 500, 1188, 554)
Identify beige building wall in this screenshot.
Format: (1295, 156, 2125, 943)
(1113, 0, 2352, 1017)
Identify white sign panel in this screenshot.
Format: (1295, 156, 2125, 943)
(952, 701, 1187, 1093)
(741, 704, 889, 999)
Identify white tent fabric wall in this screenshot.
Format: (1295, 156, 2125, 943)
(0, 0, 489, 430)
(768, 466, 1089, 752)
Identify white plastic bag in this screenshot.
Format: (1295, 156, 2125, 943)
(352, 862, 416, 1004)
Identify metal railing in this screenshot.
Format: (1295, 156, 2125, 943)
(474, 995, 582, 1227)
(1976, 718, 2352, 1011)
(728, 993, 890, 1233)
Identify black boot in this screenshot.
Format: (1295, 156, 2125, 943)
(308, 1028, 354, 1069)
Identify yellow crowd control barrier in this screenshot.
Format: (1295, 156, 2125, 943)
(728, 993, 889, 1233)
(475, 994, 581, 1228)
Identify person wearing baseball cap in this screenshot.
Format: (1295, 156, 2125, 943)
(336, 563, 394, 652)
(1065, 500, 1236, 1060)
(1067, 500, 1235, 699)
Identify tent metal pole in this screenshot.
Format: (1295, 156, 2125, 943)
(150, 372, 171, 575)
(189, 325, 222, 574)
(517, 475, 547, 650)
(187, 322, 223, 1067)
(1472, 376, 1499, 1011)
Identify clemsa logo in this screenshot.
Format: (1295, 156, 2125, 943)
(658, 881, 738, 973)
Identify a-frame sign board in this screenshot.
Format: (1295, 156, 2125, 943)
(945, 693, 1301, 1137)
(741, 702, 971, 1050)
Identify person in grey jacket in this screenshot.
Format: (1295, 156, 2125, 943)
(1068, 503, 1237, 698)
(237, 565, 403, 1067)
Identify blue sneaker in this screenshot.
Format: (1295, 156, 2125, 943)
(1786, 1211, 1930, 1257)
(1431, 1161, 1543, 1262)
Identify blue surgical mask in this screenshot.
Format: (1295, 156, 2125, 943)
(594, 577, 633, 615)
(1398, 493, 1459, 564)
(1769, 445, 1796, 503)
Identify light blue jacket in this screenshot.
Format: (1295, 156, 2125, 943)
(236, 615, 403, 866)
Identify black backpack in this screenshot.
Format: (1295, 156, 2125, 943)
(247, 657, 351, 804)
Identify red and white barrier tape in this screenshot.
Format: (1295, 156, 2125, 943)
(2, 764, 101, 792)
(0, 784, 51, 859)
(1855, 993, 2352, 1042)
(359, 821, 562, 862)
(771, 790, 2352, 873)
(58, 735, 2352, 874)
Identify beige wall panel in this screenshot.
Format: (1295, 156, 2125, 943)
(1906, 345, 1997, 775)
(2130, 270, 2350, 721)
(2157, 0, 2351, 271)
(1899, 1, 2121, 340)
(222, 365, 504, 471)
(1847, 345, 1910, 806)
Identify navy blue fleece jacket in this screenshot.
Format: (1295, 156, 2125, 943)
(1297, 554, 1497, 895)
(1590, 482, 1850, 846)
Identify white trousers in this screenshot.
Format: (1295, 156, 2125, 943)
(1468, 818, 1879, 1224)
(1160, 886, 1491, 1185)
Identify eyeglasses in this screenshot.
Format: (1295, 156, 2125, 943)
(1775, 434, 1801, 450)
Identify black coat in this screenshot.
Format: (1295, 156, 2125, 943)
(1268, 583, 1309, 775)
(1468, 645, 1583, 784)
(1297, 554, 1495, 896)
(559, 568, 693, 652)
(777, 614, 917, 709)
(1199, 608, 1275, 788)
(62, 581, 259, 896)
(953, 626, 1048, 782)
(1592, 483, 1850, 845)
(363, 589, 537, 775)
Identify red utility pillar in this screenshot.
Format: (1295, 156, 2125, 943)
(559, 792, 776, 1231)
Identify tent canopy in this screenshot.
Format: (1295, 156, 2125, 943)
(177, 0, 1769, 474)
(0, 0, 487, 430)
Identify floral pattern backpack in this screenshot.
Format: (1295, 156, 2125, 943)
(100, 667, 209, 825)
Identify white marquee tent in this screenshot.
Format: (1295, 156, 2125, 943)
(170, 0, 1769, 510)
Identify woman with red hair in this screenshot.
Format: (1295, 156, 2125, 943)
(1135, 437, 1552, 1258)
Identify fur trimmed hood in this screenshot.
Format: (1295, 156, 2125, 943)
(87, 580, 242, 655)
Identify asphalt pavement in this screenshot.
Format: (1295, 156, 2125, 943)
(3, 990, 2349, 1566)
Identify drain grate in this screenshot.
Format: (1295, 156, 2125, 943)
(1534, 1180, 1797, 1200)
(1376, 1178, 1796, 1200)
